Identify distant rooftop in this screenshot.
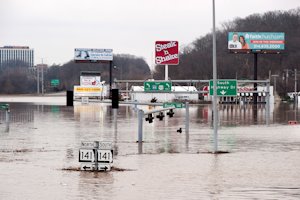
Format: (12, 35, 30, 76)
(1, 46, 30, 49)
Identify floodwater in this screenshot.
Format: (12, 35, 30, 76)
(0, 96, 300, 199)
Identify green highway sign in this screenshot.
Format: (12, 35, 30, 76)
(144, 81, 172, 92)
(163, 102, 185, 109)
(209, 79, 237, 96)
(0, 104, 9, 110)
(51, 79, 60, 86)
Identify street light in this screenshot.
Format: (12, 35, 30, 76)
(212, 0, 218, 153)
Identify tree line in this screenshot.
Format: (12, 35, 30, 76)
(153, 8, 300, 97)
(0, 54, 151, 93)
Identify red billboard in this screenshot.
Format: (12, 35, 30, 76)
(155, 41, 179, 65)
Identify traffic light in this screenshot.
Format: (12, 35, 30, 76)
(145, 114, 154, 123)
(167, 109, 174, 118)
(156, 112, 164, 121)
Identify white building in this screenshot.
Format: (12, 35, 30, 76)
(0, 46, 34, 68)
(130, 86, 198, 102)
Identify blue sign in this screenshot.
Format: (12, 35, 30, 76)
(228, 32, 285, 51)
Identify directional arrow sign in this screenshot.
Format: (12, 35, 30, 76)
(144, 81, 172, 92)
(80, 163, 96, 171)
(163, 102, 185, 108)
(209, 79, 237, 96)
(82, 166, 91, 170)
(220, 90, 226, 95)
(98, 164, 111, 171)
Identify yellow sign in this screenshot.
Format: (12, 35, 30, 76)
(75, 87, 102, 92)
(74, 85, 106, 97)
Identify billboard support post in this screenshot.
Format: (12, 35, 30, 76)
(109, 61, 113, 98)
(295, 69, 297, 104)
(165, 64, 168, 80)
(254, 53, 258, 105)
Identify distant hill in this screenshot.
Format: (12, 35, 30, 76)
(153, 8, 300, 96)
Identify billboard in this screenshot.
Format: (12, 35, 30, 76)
(80, 76, 101, 86)
(74, 48, 113, 62)
(155, 41, 179, 65)
(228, 32, 285, 52)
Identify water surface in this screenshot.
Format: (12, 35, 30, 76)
(0, 98, 300, 199)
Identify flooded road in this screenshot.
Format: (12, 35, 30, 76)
(0, 98, 300, 199)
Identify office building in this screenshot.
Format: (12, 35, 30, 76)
(0, 46, 34, 68)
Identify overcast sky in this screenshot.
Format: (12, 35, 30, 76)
(0, 0, 299, 69)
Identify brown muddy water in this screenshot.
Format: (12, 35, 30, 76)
(0, 97, 300, 199)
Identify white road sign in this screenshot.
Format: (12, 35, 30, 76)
(79, 149, 95, 162)
(80, 163, 96, 171)
(98, 164, 111, 171)
(97, 149, 113, 163)
(98, 142, 113, 150)
(81, 141, 96, 148)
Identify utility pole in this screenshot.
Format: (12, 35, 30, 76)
(37, 67, 40, 94)
(41, 58, 44, 95)
(295, 68, 297, 104)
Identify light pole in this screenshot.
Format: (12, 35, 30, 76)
(212, 0, 218, 153)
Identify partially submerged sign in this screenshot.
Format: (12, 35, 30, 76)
(81, 97, 89, 104)
(79, 141, 113, 171)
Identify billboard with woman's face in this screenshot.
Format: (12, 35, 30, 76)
(228, 32, 285, 51)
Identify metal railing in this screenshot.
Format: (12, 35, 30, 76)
(137, 102, 189, 143)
